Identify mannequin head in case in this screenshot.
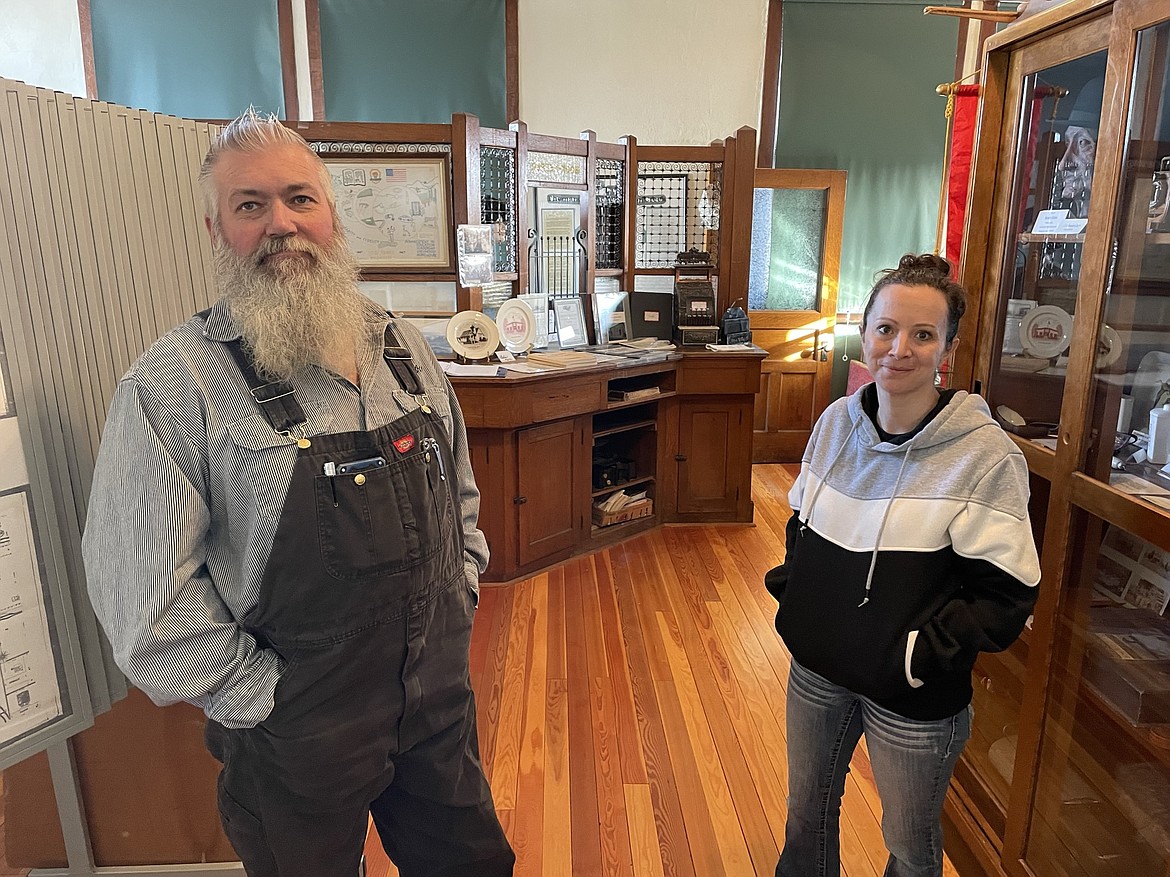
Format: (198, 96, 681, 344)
(1056, 124, 1097, 218)
(1055, 75, 1105, 219)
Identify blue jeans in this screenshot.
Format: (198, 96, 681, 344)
(776, 661, 971, 877)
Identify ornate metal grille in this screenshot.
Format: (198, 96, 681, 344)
(635, 161, 722, 268)
(528, 228, 587, 299)
(310, 142, 451, 155)
(480, 146, 517, 274)
(596, 158, 624, 270)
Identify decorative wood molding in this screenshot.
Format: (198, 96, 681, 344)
(305, 0, 325, 119)
(925, 4, 1019, 22)
(506, 0, 519, 124)
(758, 0, 782, 168)
(276, 0, 300, 120)
(76, 0, 98, 99)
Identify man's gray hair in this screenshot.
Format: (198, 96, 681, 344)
(199, 106, 334, 225)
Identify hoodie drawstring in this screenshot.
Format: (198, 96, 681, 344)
(857, 444, 914, 607)
(798, 418, 861, 534)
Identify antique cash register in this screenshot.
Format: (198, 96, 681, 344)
(673, 248, 719, 346)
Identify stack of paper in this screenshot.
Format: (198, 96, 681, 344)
(597, 489, 648, 513)
(526, 351, 598, 369)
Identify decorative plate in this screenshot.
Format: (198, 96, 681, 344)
(495, 299, 537, 353)
(1095, 324, 1123, 369)
(1018, 305, 1073, 359)
(446, 310, 500, 361)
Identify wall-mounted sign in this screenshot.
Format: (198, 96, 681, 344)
(547, 193, 581, 204)
(638, 194, 668, 205)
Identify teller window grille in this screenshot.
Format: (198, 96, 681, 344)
(596, 158, 625, 270)
(635, 161, 721, 269)
(480, 146, 517, 275)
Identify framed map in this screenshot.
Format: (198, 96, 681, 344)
(0, 487, 64, 747)
(326, 156, 452, 269)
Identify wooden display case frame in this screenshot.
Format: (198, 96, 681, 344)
(948, 1, 1170, 875)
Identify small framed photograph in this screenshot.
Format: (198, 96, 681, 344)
(324, 156, 451, 270)
(554, 298, 588, 349)
(456, 224, 495, 287)
(592, 290, 630, 344)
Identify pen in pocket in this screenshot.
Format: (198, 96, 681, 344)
(323, 461, 337, 506)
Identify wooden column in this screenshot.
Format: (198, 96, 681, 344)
(452, 112, 482, 311)
(726, 126, 758, 312)
(511, 120, 530, 296)
(581, 128, 598, 337)
(621, 134, 638, 289)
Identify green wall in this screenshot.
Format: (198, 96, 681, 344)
(320, 0, 506, 126)
(776, 0, 959, 312)
(89, 0, 507, 126)
(92, 0, 284, 119)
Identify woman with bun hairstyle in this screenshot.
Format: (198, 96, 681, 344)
(766, 254, 1040, 877)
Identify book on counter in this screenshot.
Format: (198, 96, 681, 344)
(607, 386, 661, 403)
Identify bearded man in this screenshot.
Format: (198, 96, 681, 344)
(83, 109, 514, 877)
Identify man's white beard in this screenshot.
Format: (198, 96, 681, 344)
(214, 229, 371, 382)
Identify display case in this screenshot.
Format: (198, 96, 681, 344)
(949, 1, 1170, 874)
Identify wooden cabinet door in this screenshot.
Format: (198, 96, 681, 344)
(673, 399, 752, 520)
(516, 416, 588, 566)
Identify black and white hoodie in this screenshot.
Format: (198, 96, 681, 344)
(766, 384, 1041, 720)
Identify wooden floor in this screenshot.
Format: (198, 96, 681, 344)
(363, 463, 960, 877)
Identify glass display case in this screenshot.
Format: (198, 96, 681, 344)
(950, 1, 1170, 875)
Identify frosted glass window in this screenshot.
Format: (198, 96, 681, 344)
(748, 187, 827, 311)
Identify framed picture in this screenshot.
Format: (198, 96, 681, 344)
(456, 224, 495, 287)
(554, 298, 588, 349)
(592, 290, 630, 344)
(324, 156, 451, 269)
(0, 486, 65, 745)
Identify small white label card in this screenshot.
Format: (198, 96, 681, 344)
(1032, 209, 1070, 234)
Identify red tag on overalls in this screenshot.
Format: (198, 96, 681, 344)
(392, 434, 415, 454)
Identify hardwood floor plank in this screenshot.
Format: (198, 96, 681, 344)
(511, 574, 549, 876)
(706, 598, 790, 841)
(475, 582, 515, 778)
(653, 676, 727, 877)
(617, 539, 674, 681)
(654, 591, 771, 877)
(469, 585, 498, 681)
(565, 558, 604, 877)
(655, 612, 753, 877)
(546, 565, 567, 680)
(491, 578, 534, 806)
(582, 555, 611, 679)
(591, 676, 636, 877)
(611, 545, 698, 877)
(543, 678, 572, 876)
(596, 549, 649, 785)
(625, 783, 668, 877)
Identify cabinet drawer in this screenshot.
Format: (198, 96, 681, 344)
(527, 379, 603, 422)
(677, 359, 760, 395)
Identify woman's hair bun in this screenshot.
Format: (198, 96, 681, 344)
(897, 253, 952, 278)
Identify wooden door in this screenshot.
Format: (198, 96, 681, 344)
(748, 168, 846, 462)
(673, 398, 753, 519)
(516, 416, 588, 566)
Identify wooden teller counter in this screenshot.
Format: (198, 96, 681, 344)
(453, 347, 765, 583)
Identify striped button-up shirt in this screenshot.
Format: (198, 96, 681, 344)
(83, 298, 488, 728)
